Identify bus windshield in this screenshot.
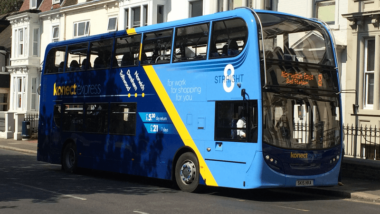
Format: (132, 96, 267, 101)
(258, 13, 340, 150)
(258, 13, 335, 67)
(263, 89, 340, 150)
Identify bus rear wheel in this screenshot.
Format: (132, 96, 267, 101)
(175, 152, 200, 192)
(62, 142, 78, 173)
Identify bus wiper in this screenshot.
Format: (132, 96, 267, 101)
(264, 85, 339, 93)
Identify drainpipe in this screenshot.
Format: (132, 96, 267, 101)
(63, 13, 66, 41)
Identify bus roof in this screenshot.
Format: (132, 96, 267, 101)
(45, 8, 326, 51)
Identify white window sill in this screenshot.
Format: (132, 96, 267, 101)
(328, 24, 340, 30)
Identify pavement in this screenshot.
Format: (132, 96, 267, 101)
(1, 138, 380, 204)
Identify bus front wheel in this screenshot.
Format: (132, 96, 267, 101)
(62, 142, 78, 173)
(175, 152, 200, 192)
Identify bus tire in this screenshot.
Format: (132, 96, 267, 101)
(175, 152, 200, 192)
(62, 142, 78, 173)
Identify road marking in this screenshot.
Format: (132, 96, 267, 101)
(133, 211, 149, 214)
(275, 205, 309, 212)
(14, 183, 87, 201)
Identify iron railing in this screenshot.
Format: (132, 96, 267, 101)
(24, 113, 39, 134)
(344, 124, 379, 160)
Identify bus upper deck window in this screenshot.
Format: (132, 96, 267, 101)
(66, 43, 89, 72)
(173, 23, 209, 62)
(141, 29, 173, 65)
(45, 46, 66, 74)
(89, 39, 113, 70)
(114, 35, 141, 68)
(209, 18, 248, 59)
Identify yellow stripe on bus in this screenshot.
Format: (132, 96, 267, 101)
(127, 28, 137, 35)
(143, 65, 218, 187)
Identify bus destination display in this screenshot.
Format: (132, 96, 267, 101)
(281, 71, 323, 87)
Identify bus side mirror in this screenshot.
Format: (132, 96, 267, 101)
(241, 89, 245, 98)
(37, 85, 41, 95)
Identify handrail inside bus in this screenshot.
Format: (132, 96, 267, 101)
(235, 7, 267, 89)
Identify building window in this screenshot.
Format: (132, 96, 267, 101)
(52, 26, 59, 42)
(157, 5, 164, 23)
(30, 0, 37, 9)
(31, 78, 37, 110)
(0, 94, 8, 111)
(143, 5, 148, 26)
(52, 0, 61, 4)
(189, 0, 203, 17)
(33, 28, 39, 56)
(15, 77, 25, 110)
(132, 7, 141, 28)
(217, 0, 223, 12)
(74, 21, 90, 37)
(264, 0, 274, 10)
(107, 17, 118, 31)
(18, 29, 24, 56)
(228, 0, 247, 10)
(247, 0, 253, 8)
(364, 39, 375, 108)
(125, 8, 129, 29)
(315, 0, 335, 25)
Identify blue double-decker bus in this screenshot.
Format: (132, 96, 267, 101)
(38, 8, 342, 192)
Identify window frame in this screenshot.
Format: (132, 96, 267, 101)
(189, 0, 203, 18)
(30, 0, 37, 9)
(113, 34, 141, 68)
(125, 8, 129, 29)
(62, 103, 85, 133)
(141, 29, 173, 65)
(0, 93, 8, 111)
(84, 103, 109, 134)
(73, 21, 90, 38)
(364, 38, 375, 109)
(107, 16, 118, 32)
(157, 5, 165, 24)
(18, 28, 24, 57)
(314, 0, 338, 29)
(52, 25, 59, 42)
(33, 28, 40, 56)
(173, 23, 210, 63)
(31, 77, 38, 110)
(214, 100, 258, 142)
(131, 6, 141, 28)
(209, 18, 249, 59)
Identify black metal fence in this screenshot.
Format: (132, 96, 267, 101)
(0, 117, 4, 132)
(25, 114, 39, 135)
(344, 124, 380, 160)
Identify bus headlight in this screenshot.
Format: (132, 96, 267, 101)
(265, 155, 270, 160)
(336, 155, 340, 160)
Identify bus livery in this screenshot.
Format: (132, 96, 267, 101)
(38, 8, 342, 192)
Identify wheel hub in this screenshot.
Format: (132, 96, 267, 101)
(180, 160, 196, 185)
(66, 148, 75, 168)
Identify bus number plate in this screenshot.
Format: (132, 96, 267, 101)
(296, 180, 314, 186)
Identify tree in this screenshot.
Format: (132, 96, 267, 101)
(0, 0, 24, 15)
